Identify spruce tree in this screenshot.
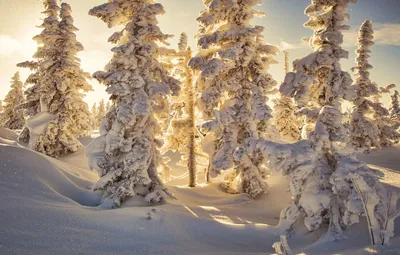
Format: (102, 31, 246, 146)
(162, 33, 208, 187)
(91, 102, 98, 129)
(189, 0, 279, 197)
(96, 99, 106, 128)
(390, 90, 400, 121)
(273, 50, 301, 141)
(87, 0, 180, 207)
(349, 20, 382, 151)
(16, 61, 40, 143)
(1, 72, 25, 129)
(274, 0, 384, 238)
(31, 2, 92, 157)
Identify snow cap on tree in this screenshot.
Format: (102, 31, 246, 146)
(87, 0, 180, 208)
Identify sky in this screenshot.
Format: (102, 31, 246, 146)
(0, 0, 399, 108)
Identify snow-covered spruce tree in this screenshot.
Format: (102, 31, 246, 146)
(280, 0, 356, 139)
(87, 0, 180, 207)
(30, 2, 93, 157)
(390, 90, 400, 121)
(96, 99, 106, 128)
(270, 0, 388, 238)
(162, 33, 208, 187)
(273, 50, 301, 141)
(189, 0, 280, 198)
(241, 106, 392, 240)
(349, 20, 383, 151)
(1, 72, 25, 129)
(15, 61, 41, 143)
(90, 103, 98, 130)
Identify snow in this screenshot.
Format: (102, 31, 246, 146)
(1, 131, 400, 254)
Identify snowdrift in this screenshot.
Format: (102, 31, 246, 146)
(0, 140, 399, 254)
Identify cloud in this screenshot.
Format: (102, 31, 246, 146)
(370, 23, 400, 46)
(0, 35, 24, 56)
(280, 23, 400, 51)
(279, 40, 308, 50)
(0, 34, 36, 58)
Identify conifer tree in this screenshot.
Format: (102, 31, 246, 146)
(390, 90, 400, 121)
(189, 0, 279, 197)
(87, 0, 180, 207)
(91, 102, 98, 129)
(273, 50, 301, 141)
(96, 99, 106, 128)
(162, 33, 208, 187)
(16, 61, 40, 143)
(349, 20, 382, 151)
(1, 72, 25, 129)
(272, 0, 384, 237)
(106, 101, 111, 112)
(30, 2, 92, 157)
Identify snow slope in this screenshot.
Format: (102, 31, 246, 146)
(0, 136, 400, 254)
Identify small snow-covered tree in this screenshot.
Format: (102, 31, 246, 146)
(90, 102, 98, 129)
(162, 33, 208, 187)
(106, 101, 111, 112)
(390, 90, 400, 124)
(349, 20, 384, 151)
(274, 51, 301, 141)
(96, 99, 106, 128)
(31, 2, 92, 157)
(390, 90, 400, 118)
(189, 0, 279, 197)
(15, 61, 41, 143)
(1, 72, 25, 129)
(87, 0, 180, 208)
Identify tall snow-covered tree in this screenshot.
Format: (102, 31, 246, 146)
(349, 20, 384, 151)
(87, 0, 180, 208)
(280, 0, 356, 138)
(272, 0, 384, 238)
(189, 0, 279, 197)
(162, 33, 208, 187)
(30, 2, 92, 157)
(274, 50, 301, 141)
(1, 72, 25, 129)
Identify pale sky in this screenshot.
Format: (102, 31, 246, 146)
(0, 0, 399, 108)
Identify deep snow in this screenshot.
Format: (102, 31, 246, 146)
(0, 135, 399, 254)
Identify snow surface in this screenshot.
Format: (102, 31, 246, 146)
(0, 134, 400, 254)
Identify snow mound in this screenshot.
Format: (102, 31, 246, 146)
(0, 142, 399, 254)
